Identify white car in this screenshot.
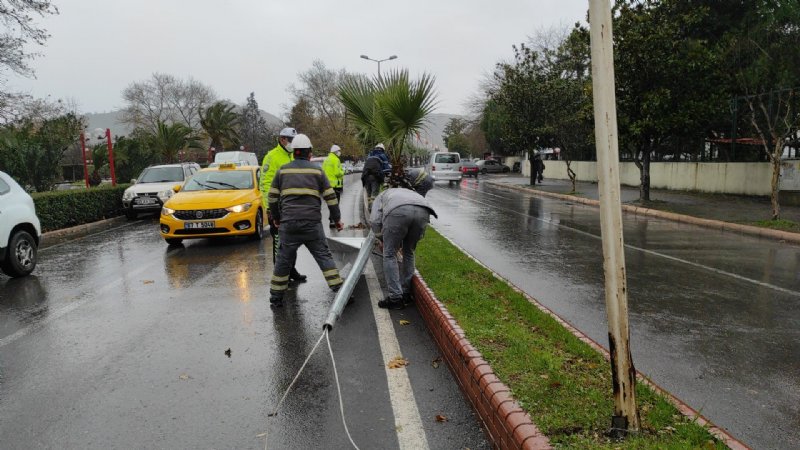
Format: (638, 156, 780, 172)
(429, 152, 462, 186)
(122, 163, 200, 219)
(0, 171, 42, 277)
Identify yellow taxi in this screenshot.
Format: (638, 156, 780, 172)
(159, 163, 265, 245)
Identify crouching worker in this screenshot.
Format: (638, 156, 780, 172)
(403, 167, 434, 197)
(370, 173, 438, 309)
(267, 134, 344, 307)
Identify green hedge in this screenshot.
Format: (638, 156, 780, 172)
(32, 184, 130, 232)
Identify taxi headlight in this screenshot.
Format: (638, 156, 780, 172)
(157, 190, 174, 201)
(161, 207, 175, 216)
(226, 202, 252, 214)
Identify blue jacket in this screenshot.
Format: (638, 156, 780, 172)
(368, 148, 392, 175)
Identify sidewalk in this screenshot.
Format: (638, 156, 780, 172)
(488, 176, 800, 242)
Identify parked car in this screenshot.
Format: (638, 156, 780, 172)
(461, 161, 479, 178)
(429, 152, 462, 186)
(0, 171, 42, 277)
(159, 163, 265, 246)
(122, 163, 201, 219)
(209, 150, 259, 168)
(476, 159, 511, 174)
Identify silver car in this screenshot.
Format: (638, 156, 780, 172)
(122, 163, 200, 219)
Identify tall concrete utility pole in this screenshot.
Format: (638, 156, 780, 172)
(588, 0, 640, 434)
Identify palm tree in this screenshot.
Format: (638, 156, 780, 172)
(150, 121, 202, 163)
(339, 69, 437, 181)
(199, 102, 240, 151)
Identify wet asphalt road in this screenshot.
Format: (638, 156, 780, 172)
(426, 176, 800, 450)
(0, 175, 488, 449)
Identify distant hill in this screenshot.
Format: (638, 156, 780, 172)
(416, 112, 466, 151)
(84, 109, 283, 137)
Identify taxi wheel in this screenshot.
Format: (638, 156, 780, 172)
(165, 238, 183, 246)
(250, 211, 264, 241)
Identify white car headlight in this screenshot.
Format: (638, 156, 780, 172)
(123, 190, 135, 201)
(161, 207, 175, 216)
(157, 190, 174, 201)
(226, 202, 252, 213)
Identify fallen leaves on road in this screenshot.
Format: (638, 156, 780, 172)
(142, 280, 154, 284)
(224, 348, 232, 358)
(179, 374, 192, 380)
(431, 357, 442, 369)
(435, 414, 448, 422)
(387, 356, 408, 369)
(399, 320, 410, 326)
(348, 222, 366, 229)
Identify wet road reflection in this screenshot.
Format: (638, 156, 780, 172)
(426, 179, 800, 450)
(0, 176, 488, 449)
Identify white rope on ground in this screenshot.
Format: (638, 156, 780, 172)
(325, 329, 361, 450)
(264, 330, 326, 450)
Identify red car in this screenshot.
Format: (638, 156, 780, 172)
(461, 161, 479, 178)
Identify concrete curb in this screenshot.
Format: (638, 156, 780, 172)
(41, 216, 129, 246)
(487, 181, 800, 245)
(412, 275, 552, 450)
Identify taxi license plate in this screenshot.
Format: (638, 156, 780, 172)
(185, 221, 215, 229)
(136, 197, 156, 205)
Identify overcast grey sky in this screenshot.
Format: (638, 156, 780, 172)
(8, 0, 588, 118)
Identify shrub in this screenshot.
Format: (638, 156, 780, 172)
(32, 184, 129, 232)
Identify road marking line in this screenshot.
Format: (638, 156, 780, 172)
(364, 261, 429, 450)
(433, 187, 800, 298)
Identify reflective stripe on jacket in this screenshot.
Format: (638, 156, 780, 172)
(268, 159, 341, 223)
(322, 152, 344, 188)
(259, 143, 293, 209)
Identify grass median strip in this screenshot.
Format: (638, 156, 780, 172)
(416, 228, 726, 449)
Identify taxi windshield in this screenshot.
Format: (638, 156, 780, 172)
(183, 170, 253, 191)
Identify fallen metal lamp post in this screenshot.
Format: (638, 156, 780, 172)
(323, 231, 377, 330)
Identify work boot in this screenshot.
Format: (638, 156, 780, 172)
(269, 295, 284, 308)
(330, 283, 342, 293)
(378, 296, 404, 310)
(289, 268, 307, 284)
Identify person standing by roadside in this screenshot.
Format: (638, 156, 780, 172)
(322, 144, 345, 227)
(267, 134, 344, 307)
(533, 153, 545, 185)
(260, 127, 306, 284)
(361, 146, 385, 203)
(370, 174, 438, 310)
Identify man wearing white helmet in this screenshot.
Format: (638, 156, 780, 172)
(322, 144, 345, 227)
(267, 134, 344, 307)
(260, 127, 306, 283)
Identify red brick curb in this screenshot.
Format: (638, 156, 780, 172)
(489, 182, 800, 245)
(420, 232, 750, 450)
(411, 275, 552, 450)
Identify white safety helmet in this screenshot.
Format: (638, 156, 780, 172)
(291, 134, 313, 150)
(279, 127, 298, 138)
(375, 143, 385, 150)
(330, 144, 341, 155)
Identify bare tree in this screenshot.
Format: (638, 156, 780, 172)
(0, 0, 58, 79)
(121, 73, 216, 133)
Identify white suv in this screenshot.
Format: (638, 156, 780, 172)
(0, 171, 42, 277)
(122, 163, 200, 219)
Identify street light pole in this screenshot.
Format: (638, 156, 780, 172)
(360, 54, 398, 78)
(79, 131, 90, 188)
(105, 128, 117, 186)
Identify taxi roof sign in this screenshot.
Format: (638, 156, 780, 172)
(217, 162, 237, 170)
